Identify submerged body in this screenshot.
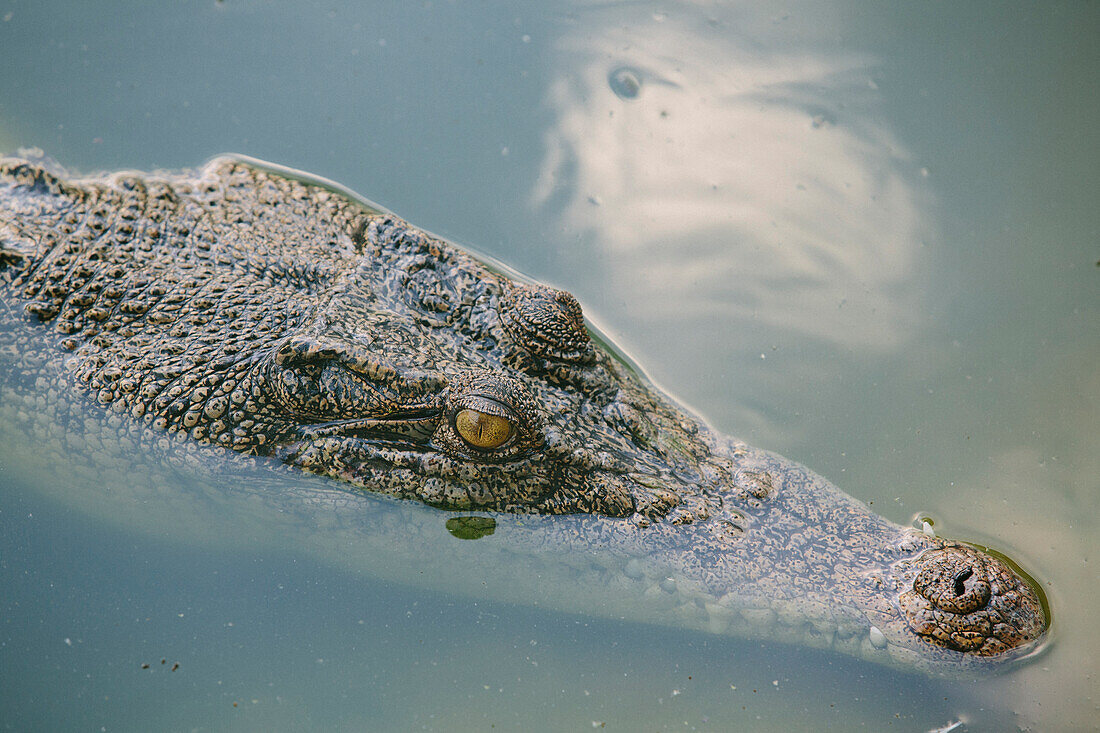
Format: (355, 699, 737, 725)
(0, 156, 1046, 675)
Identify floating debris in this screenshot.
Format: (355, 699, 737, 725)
(609, 67, 643, 100)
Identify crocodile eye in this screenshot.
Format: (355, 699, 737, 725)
(436, 371, 541, 462)
(455, 408, 515, 449)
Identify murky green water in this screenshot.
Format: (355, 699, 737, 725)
(1, 1, 1096, 730)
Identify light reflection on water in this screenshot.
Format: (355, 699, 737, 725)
(533, 9, 930, 351)
(0, 1, 1096, 730)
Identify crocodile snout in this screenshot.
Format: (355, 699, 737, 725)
(899, 544, 1047, 656)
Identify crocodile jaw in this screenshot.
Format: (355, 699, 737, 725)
(585, 441, 1050, 677)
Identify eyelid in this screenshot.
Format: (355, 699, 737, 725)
(451, 395, 518, 422)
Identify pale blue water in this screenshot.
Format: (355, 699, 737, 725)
(1, 1, 1097, 730)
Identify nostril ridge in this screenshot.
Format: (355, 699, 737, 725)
(953, 568, 973, 596)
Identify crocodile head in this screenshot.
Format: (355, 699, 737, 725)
(0, 155, 1048, 674)
(260, 270, 724, 520)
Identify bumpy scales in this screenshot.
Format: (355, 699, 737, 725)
(0, 155, 1047, 672)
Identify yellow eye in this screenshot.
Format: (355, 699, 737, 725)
(454, 408, 515, 449)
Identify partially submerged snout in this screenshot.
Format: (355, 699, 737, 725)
(899, 543, 1047, 656)
(623, 442, 1050, 676)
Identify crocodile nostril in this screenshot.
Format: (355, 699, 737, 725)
(909, 547, 991, 615)
(901, 543, 1047, 655)
(953, 567, 973, 596)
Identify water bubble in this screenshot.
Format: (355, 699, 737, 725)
(609, 67, 643, 100)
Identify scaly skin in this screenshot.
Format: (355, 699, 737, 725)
(0, 155, 1047, 674)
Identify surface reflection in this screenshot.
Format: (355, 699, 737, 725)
(534, 6, 932, 351)
(947, 348, 1099, 728)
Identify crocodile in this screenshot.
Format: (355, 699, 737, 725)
(0, 154, 1048, 675)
